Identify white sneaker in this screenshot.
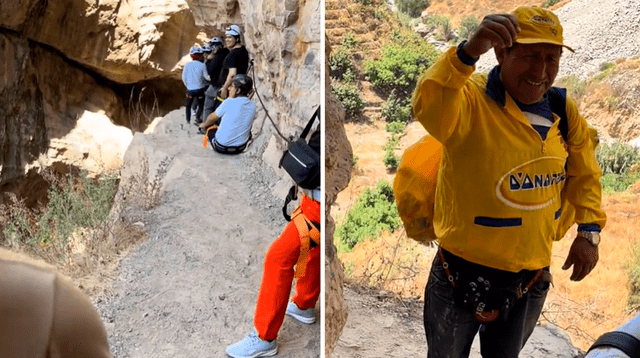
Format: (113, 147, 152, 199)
(285, 301, 316, 324)
(225, 329, 277, 358)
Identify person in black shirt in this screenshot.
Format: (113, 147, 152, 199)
(218, 25, 249, 99)
(202, 37, 230, 123)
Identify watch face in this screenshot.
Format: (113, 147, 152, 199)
(579, 231, 600, 245)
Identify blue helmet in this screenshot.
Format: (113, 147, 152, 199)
(189, 46, 204, 56)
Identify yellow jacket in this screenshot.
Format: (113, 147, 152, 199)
(411, 47, 607, 272)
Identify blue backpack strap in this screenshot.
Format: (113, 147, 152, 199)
(588, 331, 640, 357)
(546, 87, 568, 142)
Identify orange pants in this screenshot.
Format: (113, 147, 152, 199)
(254, 195, 321, 341)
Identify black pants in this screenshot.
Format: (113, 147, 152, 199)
(185, 87, 207, 123)
(207, 129, 247, 155)
(203, 85, 222, 123)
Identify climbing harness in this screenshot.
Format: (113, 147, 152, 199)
(437, 247, 546, 323)
(291, 206, 320, 279)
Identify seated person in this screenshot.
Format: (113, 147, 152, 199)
(198, 74, 255, 154)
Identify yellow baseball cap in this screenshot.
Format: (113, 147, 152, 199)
(514, 6, 574, 52)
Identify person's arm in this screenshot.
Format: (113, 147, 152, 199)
(182, 65, 188, 87)
(199, 112, 220, 129)
(561, 99, 607, 281)
(220, 67, 237, 99)
(412, 14, 520, 144)
(202, 64, 210, 82)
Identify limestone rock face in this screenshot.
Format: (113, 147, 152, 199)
(0, 31, 126, 201)
(187, 0, 322, 173)
(324, 41, 352, 356)
(0, 0, 200, 83)
(0, 0, 320, 203)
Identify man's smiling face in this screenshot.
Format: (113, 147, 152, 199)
(496, 42, 562, 105)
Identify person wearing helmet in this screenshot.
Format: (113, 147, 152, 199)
(218, 25, 249, 100)
(202, 36, 230, 122)
(198, 74, 255, 154)
(181, 46, 210, 124)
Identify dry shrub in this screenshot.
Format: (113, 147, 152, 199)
(0, 159, 170, 298)
(118, 156, 172, 211)
(338, 229, 433, 299)
(129, 86, 160, 133)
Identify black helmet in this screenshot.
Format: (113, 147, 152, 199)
(232, 74, 253, 96)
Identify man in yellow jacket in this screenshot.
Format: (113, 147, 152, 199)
(412, 6, 606, 357)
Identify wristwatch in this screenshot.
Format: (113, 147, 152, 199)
(578, 231, 600, 246)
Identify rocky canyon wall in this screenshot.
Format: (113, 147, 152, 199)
(0, 0, 320, 203)
(324, 40, 352, 356)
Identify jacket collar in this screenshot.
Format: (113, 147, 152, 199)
(485, 66, 554, 122)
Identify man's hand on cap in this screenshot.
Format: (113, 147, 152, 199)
(463, 14, 521, 59)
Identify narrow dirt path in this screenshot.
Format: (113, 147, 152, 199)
(332, 284, 582, 358)
(96, 109, 320, 358)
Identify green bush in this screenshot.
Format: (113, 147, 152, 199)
(596, 141, 640, 192)
(331, 82, 366, 117)
(343, 67, 356, 83)
(541, 0, 561, 8)
(381, 90, 412, 123)
(458, 15, 479, 41)
(438, 16, 454, 41)
(383, 148, 400, 169)
(383, 135, 400, 169)
(592, 62, 616, 82)
(396, 11, 413, 28)
(355, 0, 372, 5)
(3, 172, 118, 251)
(364, 39, 438, 96)
(557, 74, 586, 99)
(397, 0, 429, 18)
(625, 242, 640, 310)
(597, 142, 640, 175)
(342, 32, 359, 49)
(385, 121, 406, 134)
(336, 180, 401, 250)
(329, 47, 355, 80)
(423, 14, 453, 41)
(600, 172, 640, 193)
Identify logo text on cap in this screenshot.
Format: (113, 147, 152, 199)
(531, 15, 555, 26)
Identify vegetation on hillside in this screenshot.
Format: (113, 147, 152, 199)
(364, 32, 438, 97)
(336, 180, 401, 250)
(0, 159, 166, 296)
(332, 1, 640, 352)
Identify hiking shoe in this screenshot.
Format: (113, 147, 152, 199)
(225, 329, 277, 358)
(285, 301, 316, 324)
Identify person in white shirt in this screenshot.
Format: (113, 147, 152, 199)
(198, 74, 256, 154)
(182, 46, 210, 124)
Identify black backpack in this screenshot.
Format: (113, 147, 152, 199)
(279, 106, 320, 190)
(280, 106, 321, 221)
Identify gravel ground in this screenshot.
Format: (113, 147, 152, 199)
(96, 109, 319, 358)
